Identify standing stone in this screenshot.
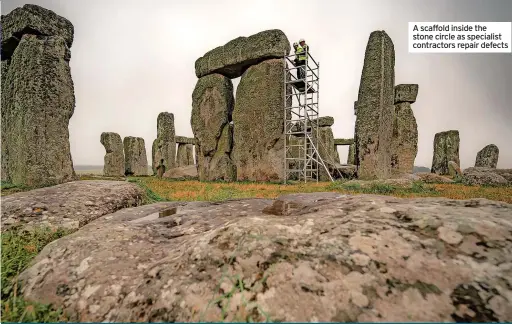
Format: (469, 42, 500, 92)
(390, 102, 418, 174)
(232, 59, 291, 181)
(1, 60, 11, 182)
(186, 144, 195, 165)
(2, 34, 76, 187)
(314, 126, 338, 180)
(347, 143, 356, 165)
(203, 124, 236, 181)
(354, 31, 396, 180)
(151, 112, 176, 175)
(176, 144, 188, 167)
(100, 132, 124, 177)
(431, 130, 460, 175)
(191, 74, 236, 181)
(475, 144, 499, 168)
(124, 137, 148, 176)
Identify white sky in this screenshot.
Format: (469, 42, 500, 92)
(3, 0, 512, 169)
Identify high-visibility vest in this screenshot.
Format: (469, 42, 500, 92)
(296, 44, 308, 61)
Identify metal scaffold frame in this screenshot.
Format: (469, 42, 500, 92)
(283, 48, 333, 183)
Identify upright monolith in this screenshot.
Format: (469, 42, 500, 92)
(100, 132, 124, 176)
(354, 31, 396, 180)
(232, 58, 291, 181)
(191, 74, 236, 181)
(1, 4, 76, 187)
(124, 137, 148, 176)
(475, 144, 499, 168)
(431, 130, 460, 175)
(152, 112, 176, 175)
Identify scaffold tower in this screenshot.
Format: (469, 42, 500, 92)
(283, 48, 333, 183)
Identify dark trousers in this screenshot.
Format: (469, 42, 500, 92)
(295, 60, 306, 80)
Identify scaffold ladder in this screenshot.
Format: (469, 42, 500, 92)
(283, 49, 333, 183)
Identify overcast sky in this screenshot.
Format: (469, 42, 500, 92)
(3, 0, 511, 169)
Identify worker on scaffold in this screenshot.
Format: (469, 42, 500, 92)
(294, 38, 309, 81)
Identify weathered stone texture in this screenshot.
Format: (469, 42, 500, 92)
(431, 130, 460, 175)
(163, 165, 198, 180)
(17, 193, 512, 322)
(347, 143, 356, 165)
(334, 138, 354, 146)
(2, 34, 76, 187)
(123, 137, 148, 176)
(191, 74, 235, 181)
(475, 144, 499, 168)
(175, 136, 196, 145)
(100, 132, 124, 177)
(394, 84, 418, 104)
(354, 31, 396, 180)
(463, 167, 512, 186)
(176, 143, 194, 167)
(1, 4, 74, 59)
(1, 180, 142, 232)
(195, 29, 290, 79)
(448, 160, 462, 178)
(152, 112, 176, 175)
(232, 59, 291, 181)
(185, 144, 194, 165)
(391, 102, 418, 174)
(314, 126, 338, 180)
(199, 124, 236, 181)
(1, 60, 11, 182)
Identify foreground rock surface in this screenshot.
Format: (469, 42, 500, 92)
(19, 193, 512, 322)
(1, 181, 143, 231)
(195, 29, 290, 78)
(2, 34, 76, 187)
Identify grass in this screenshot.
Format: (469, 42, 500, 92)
(1, 175, 511, 322)
(1, 227, 74, 322)
(136, 177, 512, 204)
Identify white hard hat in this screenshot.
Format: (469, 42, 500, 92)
(293, 42, 298, 46)
(299, 38, 305, 43)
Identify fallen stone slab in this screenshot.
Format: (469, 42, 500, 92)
(1, 180, 143, 231)
(462, 167, 511, 186)
(163, 165, 198, 180)
(416, 172, 454, 184)
(1, 4, 74, 59)
(195, 29, 290, 78)
(18, 193, 512, 322)
(394, 84, 419, 104)
(175, 136, 197, 145)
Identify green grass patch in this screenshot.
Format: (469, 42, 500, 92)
(128, 177, 168, 204)
(1, 226, 74, 322)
